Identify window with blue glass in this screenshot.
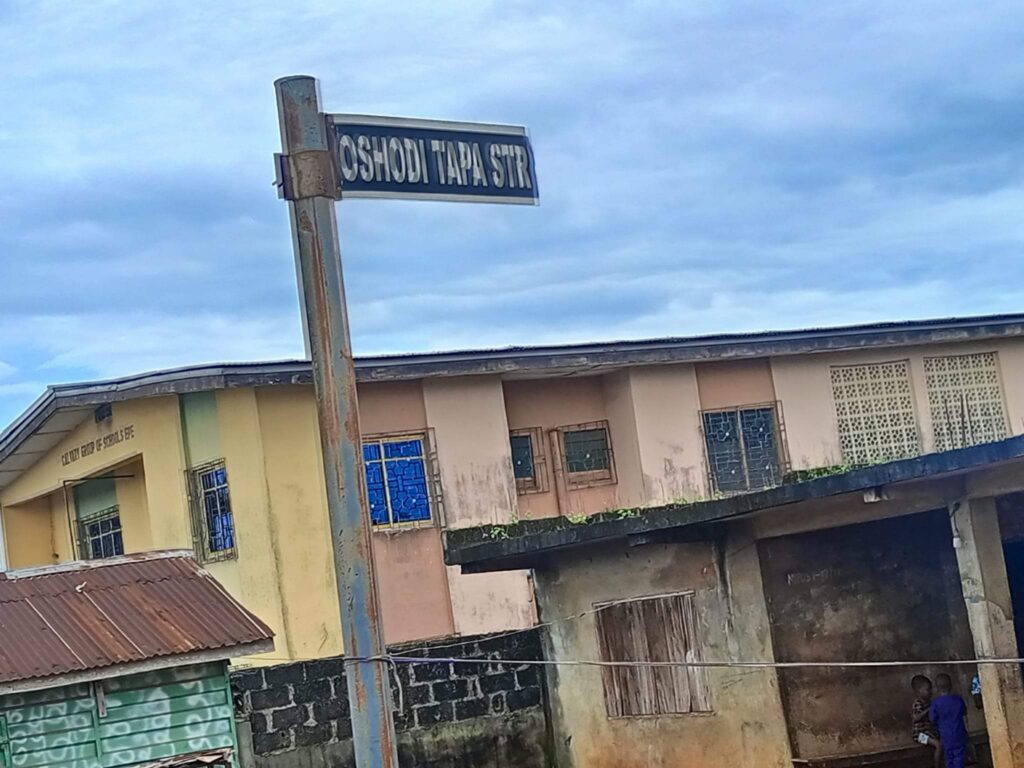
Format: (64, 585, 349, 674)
(80, 508, 124, 560)
(189, 460, 236, 561)
(363, 435, 432, 526)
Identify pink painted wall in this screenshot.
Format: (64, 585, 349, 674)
(358, 381, 458, 643)
(696, 359, 776, 410)
(503, 377, 618, 519)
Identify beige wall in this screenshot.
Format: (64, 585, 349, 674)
(629, 365, 708, 505)
(358, 381, 460, 644)
(536, 533, 791, 768)
(770, 339, 1024, 470)
(423, 377, 535, 636)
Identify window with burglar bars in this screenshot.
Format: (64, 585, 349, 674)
(595, 592, 712, 718)
(831, 360, 921, 465)
(363, 433, 442, 527)
(187, 460, 236, 562)
(925, 352, 1009, 451)
(702, 403, 787, 494)
(510, 427, 548, 494)
(558, 421, 616, 489)
(78, 506, 124, 560)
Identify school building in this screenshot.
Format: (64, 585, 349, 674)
(2, 312, 1024, 664)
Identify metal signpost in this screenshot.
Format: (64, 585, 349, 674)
(274, 75, 537, 768)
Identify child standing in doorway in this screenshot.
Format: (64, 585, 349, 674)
(912, 674, 943, 768)
(929, 674, 969, 768)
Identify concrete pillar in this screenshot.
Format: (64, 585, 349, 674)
(951, 496, 1024, 767)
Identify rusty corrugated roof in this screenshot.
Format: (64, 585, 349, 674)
(0, 550, 273, 688)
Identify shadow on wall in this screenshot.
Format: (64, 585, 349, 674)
(231, 630, 553, 768)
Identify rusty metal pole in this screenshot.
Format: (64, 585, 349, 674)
(274, 75, 399, 768)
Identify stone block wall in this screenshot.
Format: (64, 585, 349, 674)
(231, 630, 550, 767)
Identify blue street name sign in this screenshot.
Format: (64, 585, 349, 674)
(328, 114, 538, 204)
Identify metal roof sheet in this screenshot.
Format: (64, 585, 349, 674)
(0, 551, 273, 687)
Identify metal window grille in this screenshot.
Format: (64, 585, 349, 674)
(510, 427, 548, 495)
(363, 431, 441, 528)
(77, 506, 124, 560)
(924, 352, 1009, 451)
(557, 420, 616, 489)
(595, 591, 712, 718)
(830, 360, 921, 465)
(701, 402, 788, 495)
(187, 460, 237, 563)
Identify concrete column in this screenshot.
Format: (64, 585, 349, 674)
(951, 496, 1024, 767)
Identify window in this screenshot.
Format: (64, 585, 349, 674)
(595, 592, 712, 717)
(558, 421, 615, 489)
(79, 507, 124, 560)
(831, 360, 920, 465)
(188, 461, 236, 562)
(702, 404, 786, 493)
(510, 427, 548, 494)
(925, 352, 1008, 451)
(363, 434, 433, 527)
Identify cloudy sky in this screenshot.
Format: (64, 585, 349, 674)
(2, 1, 1023, 426)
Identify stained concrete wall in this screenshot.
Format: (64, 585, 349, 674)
(759, 509, 981, 759)
(535, 535, 792, 768)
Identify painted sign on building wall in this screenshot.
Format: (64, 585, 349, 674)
(328, 115, 538, 204)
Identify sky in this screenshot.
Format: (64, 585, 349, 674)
(2, 1, 1023, 427)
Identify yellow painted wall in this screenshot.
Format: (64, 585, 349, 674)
(253, 385, 341, 659)
(3, 496, 53, 569)
(1, 397, 186, 566)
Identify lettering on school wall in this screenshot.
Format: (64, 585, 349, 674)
(60, 425, 136, 467)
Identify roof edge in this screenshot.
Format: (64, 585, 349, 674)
(3, 549, 195, 580)
(0, 639, 274, 697)
(445, 435, 1024, 572)
(4, 312, 1024, 480)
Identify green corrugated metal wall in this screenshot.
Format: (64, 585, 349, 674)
(0, 662, 238, 768)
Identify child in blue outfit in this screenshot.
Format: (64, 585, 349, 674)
(929, 674, 968, 768)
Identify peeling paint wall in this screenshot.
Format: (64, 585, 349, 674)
(423, 376, 535, 637)
(628, 365, 707, 505)
(535, 535, 792, 768)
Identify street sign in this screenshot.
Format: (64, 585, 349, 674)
(328, 115, 538, 204)
(276, 75, 540, 768)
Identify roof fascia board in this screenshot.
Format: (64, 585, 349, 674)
(0, 639, 274, 697)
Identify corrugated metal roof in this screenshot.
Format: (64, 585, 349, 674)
(0, 551, 273, 687)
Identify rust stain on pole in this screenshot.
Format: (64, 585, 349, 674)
(275, 75, 400, 768)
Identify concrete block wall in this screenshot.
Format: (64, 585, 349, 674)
(231, 630, 549, 766)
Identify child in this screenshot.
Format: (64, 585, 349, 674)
(929, 673, 968, 768)
(911, 674, 943, 768)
